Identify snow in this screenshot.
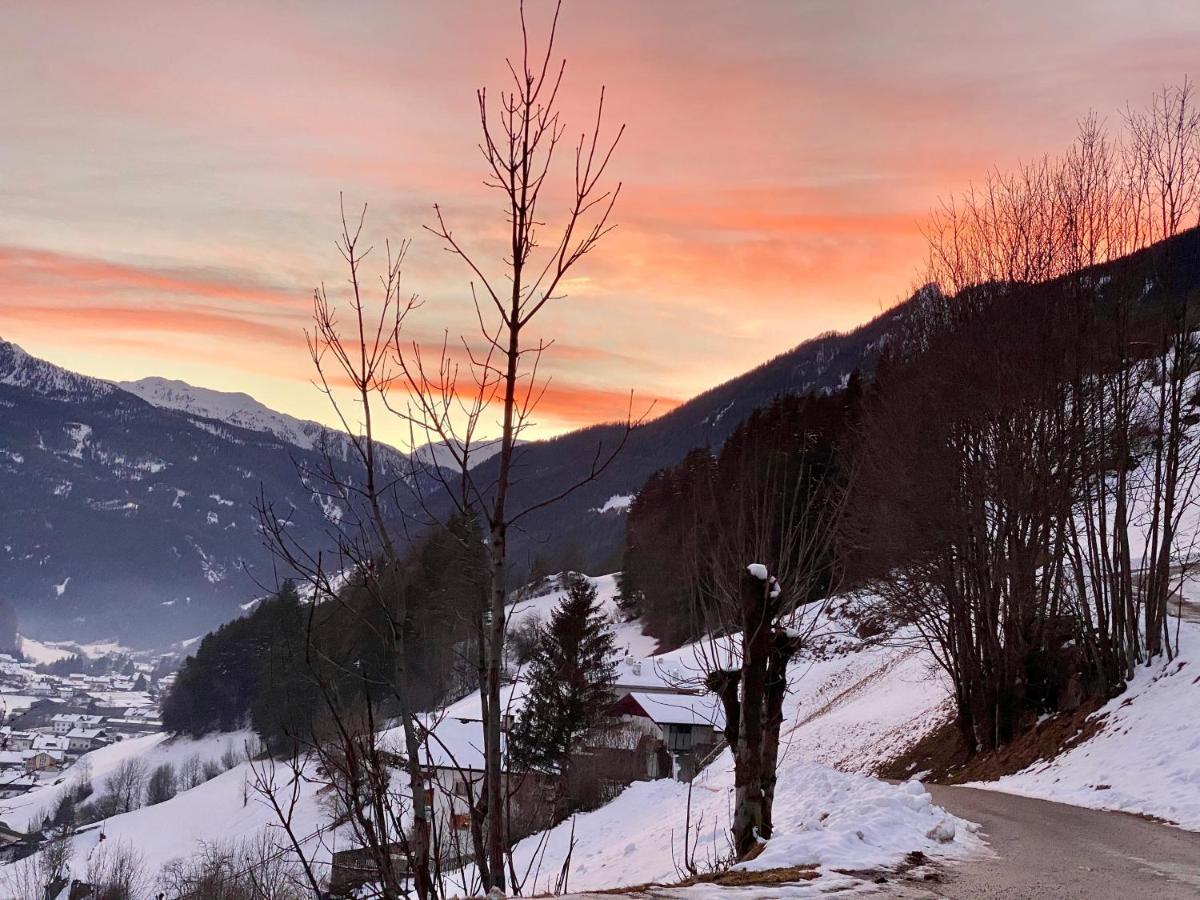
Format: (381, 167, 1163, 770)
(412, 437, 508, 471)
(970, 619, 1200, 829)
(623, 691, 725, 728)
(63, 423, 92, 459)
(118, 377, 329, 452)
(17, 635, 74, 665)
(0, 339, 118, 400)
(508, 573, 658, 660)
(8, 734, 335, 889)
(593, 493, 635, 514)
(747, 563, 769, 581)
(475, 594, 980, 895)
(0, 731, 246, 831)
(508, 746, 977, 896)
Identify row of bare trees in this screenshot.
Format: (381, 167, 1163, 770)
(249, 2, 638, 897)
(852, 81, 1200, 753)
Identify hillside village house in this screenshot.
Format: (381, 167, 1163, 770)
(335, 656, 730, 892)
(23, 749, 63, 773)
(51, 713, 104, 735)
(66, 727, 106, 754)
(606, 690, 725, 781)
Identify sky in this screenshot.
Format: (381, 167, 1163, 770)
(3, 0, 1200, 444)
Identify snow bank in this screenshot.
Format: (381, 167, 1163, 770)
(971, 620, 1200, 829)
(510, 752, 976, 895)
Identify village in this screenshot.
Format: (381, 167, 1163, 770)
(0, 645, 166, 803)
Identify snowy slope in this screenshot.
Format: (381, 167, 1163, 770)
(0, 338, 118, 401)
(508, 573, 659, 659)
(971, 619, 1200, 829)
(503, 621, 978, 896)
(0, 731, 249, 831)
(17, 634, 75, 665)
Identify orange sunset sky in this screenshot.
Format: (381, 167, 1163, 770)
(4, 1, 1200, 443)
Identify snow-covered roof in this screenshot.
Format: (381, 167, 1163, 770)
(611, 658, 690, 692)
(417, 716, 503, 772)
(620, 692, 725, 729)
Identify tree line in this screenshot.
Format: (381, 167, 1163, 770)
(621, 83, 1200, 762)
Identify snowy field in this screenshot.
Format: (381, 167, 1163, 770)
(0, 730, 257, 832)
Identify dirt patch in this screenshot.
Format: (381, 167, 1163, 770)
(877, 697, 1109, 784)
(677, 865, 820, 887)
(565, 865, 820, 896)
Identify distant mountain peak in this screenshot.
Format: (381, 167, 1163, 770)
(0, 338, 117, 401)
(117, 376, 331, 451)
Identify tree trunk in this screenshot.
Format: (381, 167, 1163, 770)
(482, 322, 521, 893)
(731, 566, 773, 858)
(760, 630, 801, 839)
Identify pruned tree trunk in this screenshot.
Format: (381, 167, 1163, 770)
(761, 629, 802, 839)
(731, 565, 773, 858)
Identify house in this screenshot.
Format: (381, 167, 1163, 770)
(0, 751, 22, 770)
(23, 749, 63, 772)
(32, 734, 70, 754)
(416, 707, 559, 860)
(65, 728, 106, 754)
(610, 657, 697, 696)
(0, 772, 38, 798)
(1, 730, 34, 752)
(50, 713, 103, 735)
(607, 690, 725, 781)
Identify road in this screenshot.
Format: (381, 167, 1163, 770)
(563, 786, 1200, 898)
(890, 784, 1200, 899)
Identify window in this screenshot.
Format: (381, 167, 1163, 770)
(667, 725, 693, 751)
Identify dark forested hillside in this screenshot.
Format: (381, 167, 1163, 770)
(430, 303, 904, 583)
(619, 386, 858, 648)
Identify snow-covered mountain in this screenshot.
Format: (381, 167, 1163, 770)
(118, 376, 505, 471)
(0, 338, 120, 401)
(117, 377, 332, 451)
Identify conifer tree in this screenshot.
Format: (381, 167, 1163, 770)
(509, 575, 617, 777)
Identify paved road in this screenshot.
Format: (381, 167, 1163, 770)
(564, 786, 1200, 898)
(890, 784, 1200, 899)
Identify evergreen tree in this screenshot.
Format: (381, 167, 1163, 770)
(509, 575, 617, 776)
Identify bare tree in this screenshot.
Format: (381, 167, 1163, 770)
(85, 840, 151, 900)
(388, 2, 632, 888)
(256, 4, 635, 892)
(146, 762, 177, 806)
(105, 757, 148, 815)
